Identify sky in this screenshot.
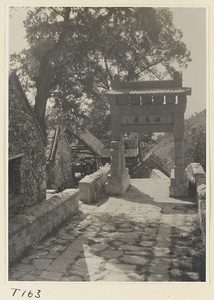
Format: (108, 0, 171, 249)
(9, 6, 207, 119)
(171, 7, 206, 118)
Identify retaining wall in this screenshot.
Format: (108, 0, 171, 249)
(9, 189, 79, 264)
(79, 164, 110, 203)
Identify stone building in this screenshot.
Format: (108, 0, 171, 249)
(65, 127, 104, 176)
(8, 71, 46, 217)
(46, 126, 73, 191)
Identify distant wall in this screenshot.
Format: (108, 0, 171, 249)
(186, 163, 206, 243)
(79, 164, 110, 203)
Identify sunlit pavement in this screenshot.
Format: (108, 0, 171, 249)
(9, 178, 204, 282)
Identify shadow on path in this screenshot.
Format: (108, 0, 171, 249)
(118, 184, 197, 214)
(8, 179, 203, 282)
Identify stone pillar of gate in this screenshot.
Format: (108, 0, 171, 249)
(169, 96, 188, 197)
(105, 100, 130, 195)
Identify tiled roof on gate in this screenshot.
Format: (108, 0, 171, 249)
(105, 87, 191, 95)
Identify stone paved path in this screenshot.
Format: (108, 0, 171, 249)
(9, 178, 205, 282)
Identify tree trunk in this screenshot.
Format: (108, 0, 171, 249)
(33, 7, 71, 138)
(34, 75, 50, 137)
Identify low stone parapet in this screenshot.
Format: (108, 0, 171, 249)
(9, 189, 79, 264)
(79, 164, 110, 203)
(197, 183, 206, 244)
(186, 163, 206, 243)
(186, 163, 206, 187)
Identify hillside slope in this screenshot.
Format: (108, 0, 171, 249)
(147, 109, 206, 170)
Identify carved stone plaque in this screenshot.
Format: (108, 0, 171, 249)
(121, 115, 174, 125)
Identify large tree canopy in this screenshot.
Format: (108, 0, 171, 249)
(10, 7, 191, 136)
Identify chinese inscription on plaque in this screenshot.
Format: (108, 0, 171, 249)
(122, 115, 174, 125)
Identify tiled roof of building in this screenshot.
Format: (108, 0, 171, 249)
(9, 71, 46, 145)
(46, 126, 70, 161)
(66, 127, 104, 156)
(46, 129, 56, 160)
(143, 152, 170, 177)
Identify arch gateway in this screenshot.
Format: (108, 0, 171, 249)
(104, 72, 191, 197)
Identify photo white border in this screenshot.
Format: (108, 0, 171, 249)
(1, 1, 213, 299)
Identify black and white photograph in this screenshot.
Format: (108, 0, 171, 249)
(7, 5, 207, 284)
(3, 2, 211, 297)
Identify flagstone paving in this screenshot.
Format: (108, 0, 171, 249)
(8, 178, 205, 282)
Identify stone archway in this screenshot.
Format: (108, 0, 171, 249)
(104, 72, 191, 197)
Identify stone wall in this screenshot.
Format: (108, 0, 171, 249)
(79, 164, 110, 203)
(186, 163, 206, 243)
(9, 189, 79, 264)
(9, 72, 46, 217)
